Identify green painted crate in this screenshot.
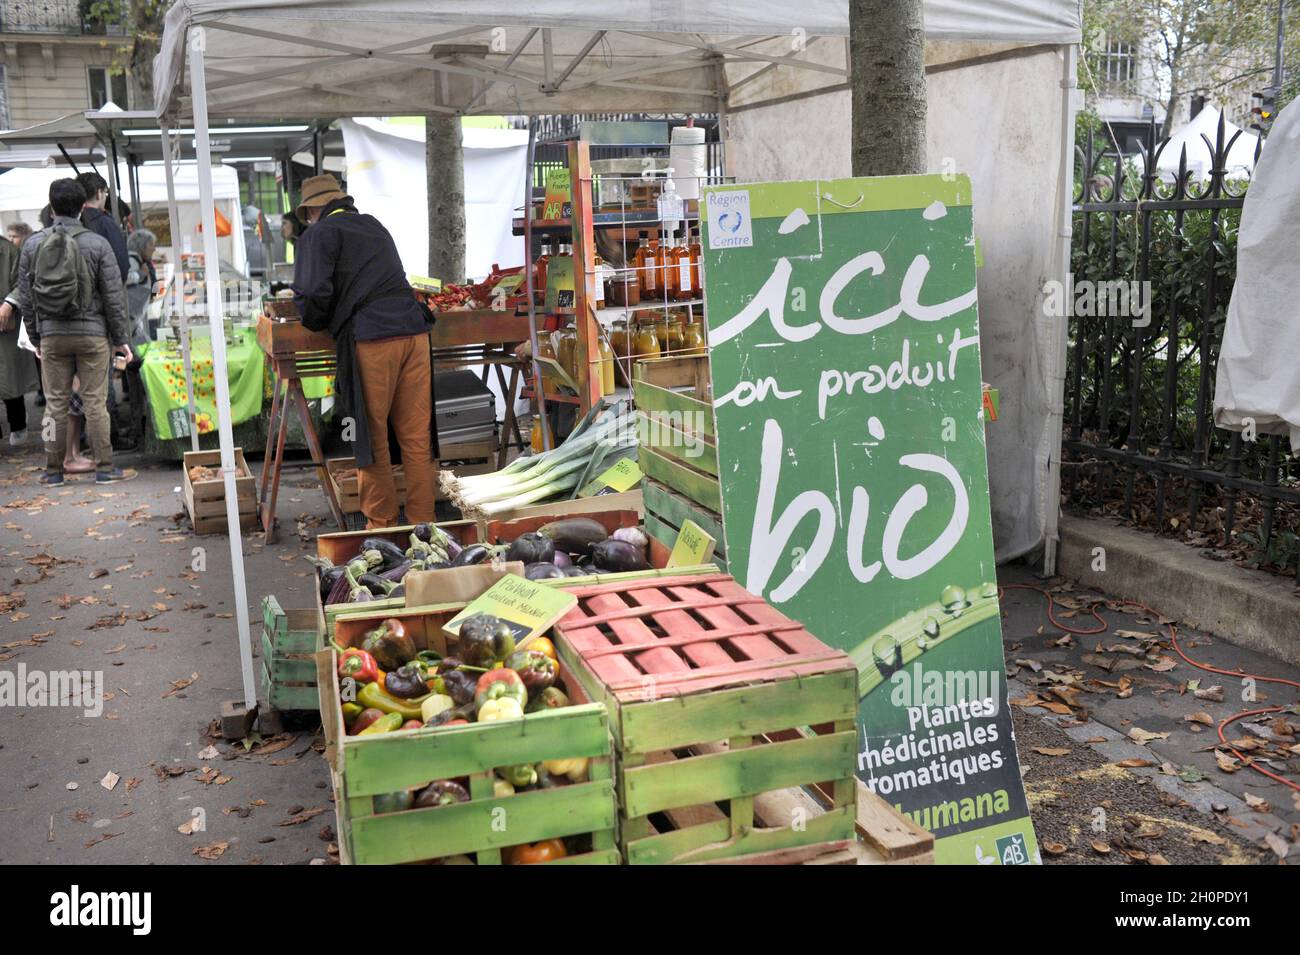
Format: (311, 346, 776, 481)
(642, 478, 727, 573)
(633, 356, 722, 516)
(552, 571, 860, 865)
(319, 601, 620, 865)
(259, 596, 320, 712)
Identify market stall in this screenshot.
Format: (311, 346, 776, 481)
(152, 0, 1080, 865)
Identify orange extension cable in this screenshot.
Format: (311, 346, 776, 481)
(1001, 582, 1300, 793)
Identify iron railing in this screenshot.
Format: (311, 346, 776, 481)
(1064, 114, 1299, 576)
(0, 0, 125, 35)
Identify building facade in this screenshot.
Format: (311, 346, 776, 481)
(0, 0, 132, 130)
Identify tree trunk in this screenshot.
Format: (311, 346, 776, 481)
(426, 114, 466, 283)
(849, 0, 927, 176)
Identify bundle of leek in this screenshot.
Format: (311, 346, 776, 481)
(440, 402, 635, 517)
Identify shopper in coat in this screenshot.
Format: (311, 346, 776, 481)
(77, 172, 130, 283)
(291, 173, 438, 528)
(0, 232, 39, 446)
(13, 178, 132, 485)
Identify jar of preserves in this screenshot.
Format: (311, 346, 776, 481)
(680, 317, 706, 355)
(632, 319, 661, 363)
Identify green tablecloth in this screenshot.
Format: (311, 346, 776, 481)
(140, 328, 334, 440)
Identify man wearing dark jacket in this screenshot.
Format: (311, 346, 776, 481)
(292, 174, 437, 528)
(76, 172, 130, 283)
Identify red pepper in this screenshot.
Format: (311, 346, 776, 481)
(338, 648, 379, 684)
(474, 668, 528, 713)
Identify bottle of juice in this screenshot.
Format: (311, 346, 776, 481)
(672, 230, 693, 301)
(597, 334, 615, 394)
(634, 233, 656, 298)
(688, 228, 701, 298)
(656, 231, 676, 301)
(535, 240, 552, 302)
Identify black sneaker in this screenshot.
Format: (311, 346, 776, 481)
(40, 470, 64, 487)
(95, 468, 133, 485)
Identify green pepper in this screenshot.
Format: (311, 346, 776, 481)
(341, 702, 364, 725)
(525, 686, 570, 713)
(499, 763, 538, 788)
(474, 668, 528, 714)
(358, 680, 428, 721)
(357, 712, 403, 735)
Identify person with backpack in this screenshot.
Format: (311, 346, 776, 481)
(12, 178, 132, 486)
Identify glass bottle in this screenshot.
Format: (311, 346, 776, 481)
(656, 231, 677, 300)
(535, 240, 552, 301)
(632, 317, 661, 363)
(597, 334, 615, 394)
(634, 233, 656, 297)
(688, 228, 701, 298)
(672, 231, 693, 301)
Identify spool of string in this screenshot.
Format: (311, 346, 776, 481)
(669, 125, 708, 201)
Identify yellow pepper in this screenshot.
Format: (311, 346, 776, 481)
(543, 756, 590, 782)
(420, 694, 455, 723)
(477, 697, 524, 722)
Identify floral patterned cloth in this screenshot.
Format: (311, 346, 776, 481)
(139, 327, 333, 440)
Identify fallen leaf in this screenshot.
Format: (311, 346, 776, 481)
(1128, 727, 1170, 745)
(193, 841, 228, 860)
(1243, 792, 1271, 812)
(99, 771, 120, 791)
(1091, 840, 1112, 855)
(1116, 758, 1156, 769)
(1184, 711, 1214, 726)
(1042, 842, 1069, 856)
(1033, 746, 1071, 757)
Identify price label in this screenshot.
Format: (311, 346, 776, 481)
(578, 458, 642, 497)
(667, 519, 715, 568)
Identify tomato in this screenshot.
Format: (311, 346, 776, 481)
(527, 637, 557, 663)
(505, 839, 568, 865)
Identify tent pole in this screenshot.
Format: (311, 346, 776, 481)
(189, 26, 258, 715)
(160, 117, 200, 453)
(1043, 43, 1078, 577)
(128, 154, 144, 231)
(108, 136, 123, 221)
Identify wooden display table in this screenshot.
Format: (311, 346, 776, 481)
(255, 313, 345, 542)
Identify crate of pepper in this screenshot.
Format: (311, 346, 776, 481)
(309, 519, 478, 642)
(318, 600, 619, 865)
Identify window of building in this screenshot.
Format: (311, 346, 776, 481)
(87, 67, 129, 110)
(1096, 38, 1136, 92)
(0, 66, 10, 131)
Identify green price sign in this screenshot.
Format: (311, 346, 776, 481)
(700, 175, 1037, 865)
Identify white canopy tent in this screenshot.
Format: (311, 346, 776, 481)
(1156, 106, 1260, 181)
(0, 162, 249, 275)
(153, 0, 1082, 716)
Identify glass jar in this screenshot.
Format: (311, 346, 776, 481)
(632, 319, 661, 363)
(597, 335, 615, 394)
(554, 328, 577, 384)
(680, 317, 706, 355)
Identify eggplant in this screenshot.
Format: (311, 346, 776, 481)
(319, 565, 346, 602)
(362, 538, 408, 568)
(444, 537, 463, 560)
(561, 566, 590, 578)
(325, 567, 353, 605)
(380, 560, 414, 582)
(551, 549, 572, 569)
(424, 561, 451, 571)
(537, 518, 608, 555)
(357, 572, 395, 597)
(388, 583, 405, 599)
(411, 523, 434, 543)
(352, 588, 375, 602)
(591, 538, 652, 572)
(507, 532, 555, 565)
(450, 543, 491, 567)
(524, 562, 566, 580)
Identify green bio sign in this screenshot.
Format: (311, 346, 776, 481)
(700, 176, 1037, 865)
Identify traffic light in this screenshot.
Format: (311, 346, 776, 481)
(1250, 90, 1276, 132)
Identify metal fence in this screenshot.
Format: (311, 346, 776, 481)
(1064, 114, 1299, 577)
(0, 0, 124, 34)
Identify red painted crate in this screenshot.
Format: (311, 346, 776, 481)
(551, 572, 860, 864)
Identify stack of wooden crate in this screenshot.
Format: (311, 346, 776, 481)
(632, 355, 726, 571)
(259, 595, 318, 716)
(552, 570, 864, 864)
(182, 448, 257, 534)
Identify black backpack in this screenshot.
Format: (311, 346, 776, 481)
(32, 224, 92, 323)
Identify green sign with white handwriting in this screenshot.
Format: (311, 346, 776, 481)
(700, 175, 1036, 865)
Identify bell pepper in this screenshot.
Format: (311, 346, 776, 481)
(361, 617, 416, 670)
(351, 707, 385, 734)
(358, 680, 428, 721)
(337, 647, 379, 684)
(525, 636, 557, 663)
(413, 780, 470, 808)
(420, 693, 455, 723)
(499, 763, 538, 788)
(505, 839, 567, 865)
(478, 696, 524, 722)
(525, 686, 570, 713)
(543, 756, 590, 782)
(401, 719, 423, 731)
(385, 665, 428, 699)
(358, 711, 403, 735)
(341, 702, 363, 726)
(507, 650, 557, 693)
(458, 613, 518, 666)
(493, 778, 516, 798)
(474, 668, 528, 714)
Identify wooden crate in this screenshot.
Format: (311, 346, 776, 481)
(634, 355, 721, 517)
(326, 457, 407, 515)
(313, 520, 478, 642)
(480, 508, 642, 545)
(466, 488, 643, 531)
(642, 478, 726, 573)
(259, 596, 319, 712)
(551, 572, 860, 864)
(255, 313, 333, 357)
(320, 603, 619, 865)
(182, 449, 257, 535)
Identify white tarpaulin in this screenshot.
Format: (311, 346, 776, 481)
(1214, 102, 1300, 451)
(0, 162, 248, 275)
(338, 118, 527, 281)
(1158, 107, 1260, 181)
(153, 0, 1082, 566)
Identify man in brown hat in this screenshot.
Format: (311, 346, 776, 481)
(292, 173, 438, 528)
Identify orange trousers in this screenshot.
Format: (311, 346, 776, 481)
(355, 333, 437, 528)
